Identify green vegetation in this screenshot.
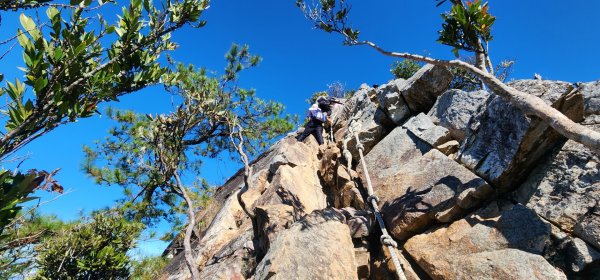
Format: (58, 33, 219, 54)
(0, 0, 209, 238)
(33, 212, 143, 279)
(390, 60, 422, 79)
(130, 255, 170, 280)
(83, 45, 294, 278)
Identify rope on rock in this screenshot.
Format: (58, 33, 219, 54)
(345, 120, 408, 280)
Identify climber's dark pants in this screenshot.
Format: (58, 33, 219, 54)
(297, 122, 324, 145)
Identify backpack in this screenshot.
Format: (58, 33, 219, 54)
(307, 107, 326, 124)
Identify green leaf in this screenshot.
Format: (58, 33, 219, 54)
(17, 29, 33, 50)
(54, 47, 63, 60)
(74, 42, 87, 56)
(46, 7, 59, 20)
(34, 78, 49, 93)
(19, 14, 41, 40)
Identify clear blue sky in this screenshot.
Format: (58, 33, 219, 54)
(1, 0, 599, 256)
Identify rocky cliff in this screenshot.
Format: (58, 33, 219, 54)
(161, 65, 600, 280)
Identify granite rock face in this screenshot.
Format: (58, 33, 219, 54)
(458, 80, 584, 192)
(515, 118, 600, 250)
(401, 113, 452, 147)
(427, 89, 490, 141)
(357, 126, 490, 240)
(254, 209, 358, 280)
(404, 202, 566, 280)
(161, 77, 600, 280)
(579, 81, 600, 115)
(379, 64, 453, 124)
(334, 86, 392, 162)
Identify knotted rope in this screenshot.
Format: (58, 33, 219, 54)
(344, 120, 408, 280)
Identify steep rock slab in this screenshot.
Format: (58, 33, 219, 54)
(575, 207, 600, 252)
(357, 127, 490, 240)
(401, 113, 451, 147)
(378, 64, 452, 125)
(335, 87, 393, 162)
(332, 84, 376, 132)
(255, 204, 296, 258)
(458, 80, 584, 192)
(198, 230, 255, 280)
(427, 89, 490, 141)
(515, 119, 599, 250)
(254, 209, 357, 280)
(254, 164, 327, 216)
(404, 202, 566, 280)
(580, 80, 600, 115)
(545, 223, 600, 276)
(376, 79, 411, 125)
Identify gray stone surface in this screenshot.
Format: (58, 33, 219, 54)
(580, 80, 600, 115)
(428, 89, 490, 141)
(401, 64, 452, 113)
(404, 202, 565, 280)
(458, 80, 584, 192)
(402, 113, 452, 147)
(516, 117, 599, 250)
(254, 209, 358, 280)
(198, 230, 255, 280)
(255, 204, 296, 257)
(358, 126, 490, 240)
(378, 64, 452, 125)
(376, 79, 411, 125)
(334, 87, 393, 162)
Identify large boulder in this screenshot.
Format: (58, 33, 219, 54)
(545, 223, 600, 276)
(401, 113, 452, 147)
(580, 80, 600, 115)
(376, 79, 411, 125)
(458, 80, 584, 192)
(404, 202, 566, 280)
(515, 117, 600, 250)
(255, 204, 296, 257)
(254, 209, 357, 280)
(357, 126, 491, 240)
(428, 89, 490, 141)
(254, 164, 327, 216)
(198, 230, 255, 280)
(378, 64, 452, 125)
(334, 86, 393, 162)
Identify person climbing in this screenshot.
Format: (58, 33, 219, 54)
(316, 96, 342, 116)
(297, 102, 327, 145)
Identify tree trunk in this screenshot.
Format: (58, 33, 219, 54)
(356, 40, 600, 155)
(174, 172, 201, 280)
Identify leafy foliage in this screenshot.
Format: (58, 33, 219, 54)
(0, 0, 209, 237)
(33, 212, 143, 280)
(0, 212, 63, 279)
(83, 45, 295, 237)
(438, 0, 496, 57)
(0, 0, 52, 11)
(0, 169, 62, 237)
(390, 60, 423, 79)
(296, 0, 360, 45)
(0, 0, 209, 158)
(130, 255, 170, 280)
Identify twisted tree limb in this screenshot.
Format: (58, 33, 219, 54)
(353, 40, 600, 154)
